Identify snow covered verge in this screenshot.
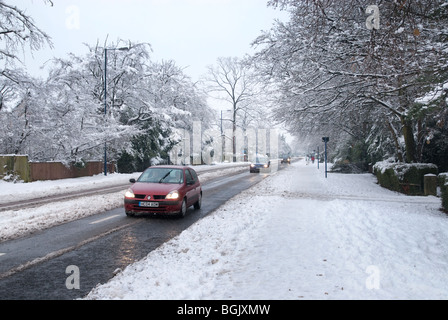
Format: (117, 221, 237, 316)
(85, 160, 448, 300)
(0, 163, 247, 242)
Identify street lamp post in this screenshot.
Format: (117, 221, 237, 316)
(103, 46, 130, 176)
(322, 137, 329, 178)
(317, 146, 320, 170)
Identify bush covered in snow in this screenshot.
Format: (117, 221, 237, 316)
(373, 160, 438, 195)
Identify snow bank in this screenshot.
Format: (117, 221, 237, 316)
(0, 173, 134, 204)
(85, 161, 447, 300)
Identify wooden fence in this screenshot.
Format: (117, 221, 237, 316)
(29, 161, 115, 181)
(0, 155, 115, 182)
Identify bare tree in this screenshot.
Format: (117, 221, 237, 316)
(205, 57, 260, 161)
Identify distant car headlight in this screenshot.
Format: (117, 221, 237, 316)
(124, 189, 135, 198)
(250, 164, 255, 167)
(166, 190, 180, 200)
(263, 164, 268, 168)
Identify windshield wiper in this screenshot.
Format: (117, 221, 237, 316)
(159, 170, 173, 183)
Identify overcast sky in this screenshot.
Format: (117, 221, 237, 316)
(19, 0, 289, 81)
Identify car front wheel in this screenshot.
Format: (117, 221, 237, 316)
(178, 198, 187, 218)
(194, 193, 202, 210)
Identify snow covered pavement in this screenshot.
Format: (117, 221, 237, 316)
(85, 160, 448, 300)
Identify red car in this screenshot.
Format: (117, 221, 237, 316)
(124, 165, 202, 218)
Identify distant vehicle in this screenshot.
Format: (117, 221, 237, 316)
(124, 165, 202, 218)
(281, 156, 291, 164)
(250, 155, 271, 173)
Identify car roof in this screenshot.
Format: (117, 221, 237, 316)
(144, 165, 195, 170)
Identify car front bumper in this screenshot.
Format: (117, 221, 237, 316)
(250, 165, 270, 173)
(124, 199, 181, 215)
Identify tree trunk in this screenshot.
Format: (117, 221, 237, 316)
(232, 104, 237, 163)
(416, 119, 425, 162)
(402, 117, 416, 163)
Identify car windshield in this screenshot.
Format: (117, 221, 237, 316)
(255, 155, 269, 164)
(137, 168, 184, 184)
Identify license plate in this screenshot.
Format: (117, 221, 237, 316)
(139, 201, 159, 208)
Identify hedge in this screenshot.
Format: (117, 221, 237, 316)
(373, 160, 438, 195)
(0, 155, 31, 182)
(439, 173, 448, 211)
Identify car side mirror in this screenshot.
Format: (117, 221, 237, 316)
(129, 178, 136, 183)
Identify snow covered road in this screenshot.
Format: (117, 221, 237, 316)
(85, 160, 448, 300)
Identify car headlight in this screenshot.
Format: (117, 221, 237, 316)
(124, 189, 135, 198)
(250, 164, 255, 167)
(166, 190, 180, 200)
(263, 164, 268, 168)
